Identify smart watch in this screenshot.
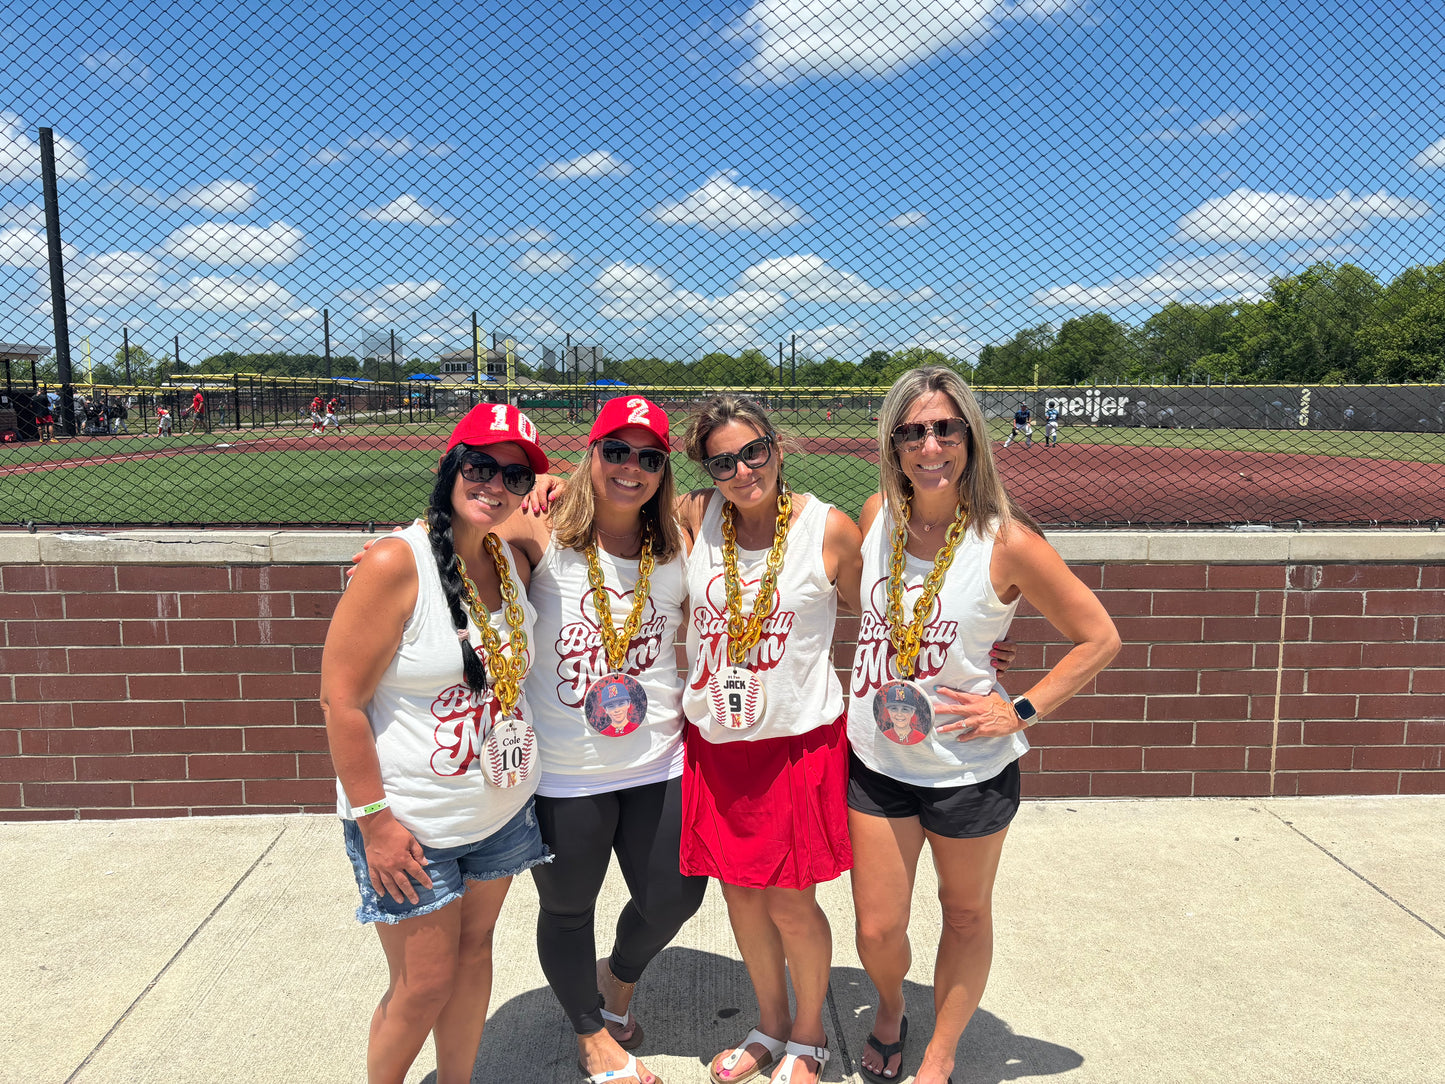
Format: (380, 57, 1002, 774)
(1012, 696, 1039, 727)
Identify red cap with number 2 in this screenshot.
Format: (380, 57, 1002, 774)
(445, 403, 549, 474)
(589, 396, 670, 447)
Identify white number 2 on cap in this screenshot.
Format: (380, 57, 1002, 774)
(489, 404, 509, 430)
(626, 398, 649, 424)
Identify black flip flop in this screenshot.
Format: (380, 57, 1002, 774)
(861, 1015, 908, 1081)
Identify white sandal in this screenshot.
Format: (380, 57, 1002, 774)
(770, 1041, 829, 1084)
(709, 1027, 788, 1084)
(582, 1051, 656, 1084)
(600, 1006, 645, 1050)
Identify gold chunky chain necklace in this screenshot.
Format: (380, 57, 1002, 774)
(885, 497, 968, 680)
(720, 488, 793, 667)
(456, 533, 530, 717)
(584, 536, 656, 673)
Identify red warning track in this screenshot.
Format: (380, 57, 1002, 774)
(4, 432, 1441, 523)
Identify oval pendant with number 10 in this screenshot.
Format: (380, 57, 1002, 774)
(482, 715, 537, 788)
(707, 665, 766, 731)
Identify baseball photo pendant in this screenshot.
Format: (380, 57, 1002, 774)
(707, 665, 766, 731)
(583, 672, 648, 738)
(873, 679, 934, 746)
(481, 714, 537, 788)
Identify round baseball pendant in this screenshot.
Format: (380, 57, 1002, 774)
(584, 672, 647, 737)
(481, 715, 537, 788)
(707, 665, 766, 731)
(872, 680, 934, 746)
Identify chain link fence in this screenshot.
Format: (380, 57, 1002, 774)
(3, 3, 1444, 528)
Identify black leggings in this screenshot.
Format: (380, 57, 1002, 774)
(531, 776, 708, 1035)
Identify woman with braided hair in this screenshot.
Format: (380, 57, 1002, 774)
(320, 403, 551, 1084)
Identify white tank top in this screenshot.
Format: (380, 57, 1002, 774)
(683, 492, 844, 743)
(526, 535, 687, 797)
(846, 505, 1029, 787)
(335, 522, 540, 846)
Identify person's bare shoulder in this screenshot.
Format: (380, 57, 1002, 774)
(858, 491, 885, 535)
(494, 507, 549, 571)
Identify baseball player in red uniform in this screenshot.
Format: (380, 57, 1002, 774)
(188, 389, 205, 434)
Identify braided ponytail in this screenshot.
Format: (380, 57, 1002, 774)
(428, 450, 491, 697)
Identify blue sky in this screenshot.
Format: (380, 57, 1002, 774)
(3, 0, 1444, 369)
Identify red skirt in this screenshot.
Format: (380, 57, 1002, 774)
(680, 716, 853, 890)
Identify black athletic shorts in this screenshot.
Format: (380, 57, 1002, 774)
(847, 752, 1021, 839)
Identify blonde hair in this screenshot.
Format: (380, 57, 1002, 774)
(683, 394, 797, 490)
(550, 441, 683, 563)
(877, 367, 1041, 538)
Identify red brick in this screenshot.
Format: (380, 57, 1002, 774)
(1354, 746, 1443, 770)
(1268, 745, 1355, 771)
(1277, 695, 1359, 721)
(1312, 616, 1415, 643)
(1420, 566, 1445, 589)
(0, 781, 20, 807)
(1090, 772, 1193, 797)
(1358, 694, 1445, 720)
(0, 676, 10, 702)
(1104, 564, 1206, 589)
(2, 565, 116, 592)
(134, 727, 245, 753)
(1091, 590, 1153, 616)
(1255, 591, 1286, 616)
(0, 757, 76, 782)
(1412, 671, 1445, 695)
(1420, 616, 1445, 641)
(1291, 771, 1401, 796)
(1113, 616, 1202, 643)
(1193, 772, 1271, 797)
(240, 673, 322, 700)
(0, 647, 70, 673)
(1007, 616, 1055, 642)
(244, 778, 335, 805)
(1050, 695, 1145, 722)
(24, 781, 132, 807)
(1399, 772, 1445, 794)
(1195, 721, 1275, 745)
(1309, 669, 1410, 695)
(1093, 721, 1193, 745)
(834, 616, 860, 640)
(116, 566, 231, 592)
(1022, 772, 1091, 797)
(81, 700, 186, 729)
(1152, 591, 1260, 617)
(0, 594, 65, 620)
(1407, 721, 1445, 743)
(1199, 670, 1290, 696)
(75, 594, 181, 620)
(1144, 746, 1246, 771)
(132, 780, 245, 806)
(21, 729, 132, 756)
(150, 619, 238, 646)
(235, 618, 330, 645)
(1285, 642, 1363, 668)
(292, 646, 323, 673)
(1146, 696, 1249, 722)
(183, 645, 294, 673)
(13, 674, 127, 702)
(188, 753, 297, 780)
(191, 806, 264, 816)
(0, 701, 73, 729)
(69, 647, 183, 674)
(245, 726, 330, 752)
(4, 618, 118, 644)
(186, 700, 297, 727)
(1208, 565, 1286, 589)
(1095, 669, 1199, 695)
(1150, 644, 1253, 669)
(1319, 565, 1420, 589)
(1016, 720, 1093, 746)
(0, 808, 74, 820)
(1067, 564, 1103, 589)
(1203, 616, 1310, 643)
(76, 755, 188, 781)
(0, 730, 15, 756)
(179, 592, 293, 619)
(128, 674, 240, 702)
(295, 700, 325, 726)
(1038, 747, 1142, 772)
(83, 807, 188, 819)
(1301, 720, 1405, 745)
(233, 565, 346, 592)
(1366, 590, 1445, 617)
(1289, 591, 1364, 616)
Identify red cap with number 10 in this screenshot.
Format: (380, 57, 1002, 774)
(589, 396, 670, 446)
(445, 403, 549, 473)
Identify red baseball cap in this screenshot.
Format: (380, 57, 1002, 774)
(445, 403, 549, 473)
(588, 396, 670, 447)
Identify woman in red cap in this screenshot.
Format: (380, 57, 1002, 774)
(321, 402, 552, 1084)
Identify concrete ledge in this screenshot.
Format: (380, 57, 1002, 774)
(0, 527, 1440, 565)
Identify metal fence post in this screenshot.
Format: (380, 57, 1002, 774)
(39, 127, 76, 437)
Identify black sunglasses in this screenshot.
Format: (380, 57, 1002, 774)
(599, 438, 667, 475)
(891, 417, 970, 447)
(701, 435, 774, 481)
(459, 452, 536, 496)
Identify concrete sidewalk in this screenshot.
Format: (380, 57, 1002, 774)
(4, 797, 1441, 1084)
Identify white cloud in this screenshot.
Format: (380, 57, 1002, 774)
(69, 251, 165, 308)
(0, 227, 76, 268)
(701, 289, 791, 321)
(358, 194, 458, 226)
(501, 307, 563, 339)
(511, 249, 576, 274)
(182, 180, 258, 214)
(1410, 137, 1445, 170)
(1140, 109, 1262, 144)
(645, 172, 811, 234)
(503, 227, 557, 245)
(590, 262, 707, 321)
(886, 211, 930, 230)
(908, 313, 983, 362)
(540, 151, 634, 180)
(1176, 188, 1431, 245)
(1032, 251, 1287, 309)
(727, 0, 1077, 85)
(790, 320, 868, 358)
(162, 221, 305, 265)
(163, 275, 296, 312)
(0, 113, 87, 182)
(340, 280, 447, 306)
(285, 306, 319, 322)
(736, 254, 931, 303)
(312, 133, 453, 166)
(81, 49, 153, 86)
(702, 321, 767, 352)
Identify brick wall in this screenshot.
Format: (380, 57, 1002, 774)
(1, 531, 1441, 818)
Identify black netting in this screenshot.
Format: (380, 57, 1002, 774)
(2, 3, 1443, 528)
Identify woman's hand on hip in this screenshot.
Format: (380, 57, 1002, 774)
(934, 688, 1024, 742)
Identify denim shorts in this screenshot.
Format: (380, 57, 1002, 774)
(342, 799, 552, 925)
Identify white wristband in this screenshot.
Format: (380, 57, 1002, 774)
(354, 797, 389, 817)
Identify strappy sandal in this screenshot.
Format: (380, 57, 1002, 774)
(861, 1015, 908, 1080)
(709, 1027, 788, 1084)
(769, 1040, 829, 1084)
(579, 1051, 662, 1084)
(601, 1006, 645, 1051)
